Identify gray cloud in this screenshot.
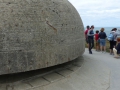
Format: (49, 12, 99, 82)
(68, 0, 120, 27)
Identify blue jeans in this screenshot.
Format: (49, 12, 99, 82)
(100, 39, 106, 46)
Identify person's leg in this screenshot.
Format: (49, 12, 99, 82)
(100, 45, 102, 51)
(109, 41, 113, 54)
(91, 39, 94, 49)
(100, 39, 103, 52)
(88, 38, 92, 54)
(113, 41, 117, 48)
(87, 43, 89, 50)
(96, 44, 98, 51)
(89, 39, 94, 54)
(104, 46, 106, 52)
(97, 39, 100, 51)
(103, 39, 106, 52)
(110, 49, 112, 54)
(111, 41, 114, 54)
(96, 40, 99, 51)
(86, 38, 89, 50)
(98, 42, 100, 51)
(115, 41, 117, 47)
(113, 48, 119, 57)
(96, 41, 97, 51)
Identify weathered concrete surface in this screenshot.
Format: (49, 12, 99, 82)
(0, 49, 111, 90)
(0, 0, 84, 75)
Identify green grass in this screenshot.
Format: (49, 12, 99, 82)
(85, 39, 110, 52)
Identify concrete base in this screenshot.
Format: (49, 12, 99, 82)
(0, 50, 110, 90)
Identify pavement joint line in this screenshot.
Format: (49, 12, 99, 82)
(54, 71, 65, 77)
(42, 77, 51, 83)
(66, 68, 74, 71)
(21, 70, 57, 82)
(106, 71, 111, 90)
(25, 82, 33, 87)
(72, 64, 81, 67)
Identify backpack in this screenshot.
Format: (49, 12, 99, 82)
(107, 33, 114, 41)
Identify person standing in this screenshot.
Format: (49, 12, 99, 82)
(113, 28, 117, 47)
(87, 25, 94, 54)
(94, 30, 100, 51)
(99, 28, 107, 53)
(84, 25, 90, 49)
(113, 37, 120, 58)
(113, 28, 120, 48)
(108, 29, 115, 55)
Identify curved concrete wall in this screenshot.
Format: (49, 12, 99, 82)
(0, 0, 85, 75)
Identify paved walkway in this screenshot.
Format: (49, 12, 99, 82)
(85, 48, 120, 90)
(1, 48, 120, 90)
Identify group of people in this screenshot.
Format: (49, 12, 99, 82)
(84, 25, 120, 58)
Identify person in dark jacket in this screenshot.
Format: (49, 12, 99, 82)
(113, 37, 120, 58)
(109, 29, 115, 55)
(99, 28, 107, 53)
(87, 25, 94, 54)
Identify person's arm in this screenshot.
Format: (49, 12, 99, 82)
(114, 33, 117, 40)
(87, 30, 94, 36)
(94, 34, 96, 39)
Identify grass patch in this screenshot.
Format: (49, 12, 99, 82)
(85, 39, 110, 52)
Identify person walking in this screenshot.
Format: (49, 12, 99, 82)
(99, 28, 107, 53)
(87, 25, 94, 54)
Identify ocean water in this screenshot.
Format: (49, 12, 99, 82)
(85, 27, 120, 36)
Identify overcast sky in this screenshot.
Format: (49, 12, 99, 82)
(68, 0, 120, 27)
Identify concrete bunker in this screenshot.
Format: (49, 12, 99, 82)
(0, 0, 84, 75)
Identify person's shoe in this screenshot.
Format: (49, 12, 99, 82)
(89, 52, 92, 54)
(89, 50, 92, 54)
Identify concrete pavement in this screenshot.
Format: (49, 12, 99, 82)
(85, 48, 120, 90)
(1, 48, 120, 90)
